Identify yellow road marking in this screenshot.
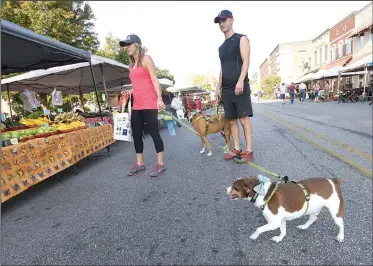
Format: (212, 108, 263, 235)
(262, 111, 373, 161)
(258, 112, 373, 179)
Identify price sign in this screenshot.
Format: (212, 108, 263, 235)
(44, 109, 51, 115)
(1, 113, 6, 121)
(57, 108, 63, 113)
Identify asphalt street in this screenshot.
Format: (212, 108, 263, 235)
(1, 99, 372, 265)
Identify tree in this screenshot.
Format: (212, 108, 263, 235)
(187, 74, 216, 91)
(260, 75, 281, 99)
(1, 0, 99, 52)
(156, 68, 175, 84)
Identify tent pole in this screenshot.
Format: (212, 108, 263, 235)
(78, 87, 85, 110)
(89, 63, 103, 120)
(99, 64, 112, 157)
(6, 84, 13, 121)
(363, 66, 367, 95)
(99, 64, 113, 126)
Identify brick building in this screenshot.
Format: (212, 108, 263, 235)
(345, 2, 372, 88)
(328, 12, 356, 69)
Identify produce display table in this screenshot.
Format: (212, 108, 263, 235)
(84, 116, 111, 125)
(1, 124, 114, 203)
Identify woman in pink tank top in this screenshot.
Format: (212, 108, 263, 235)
(120, 34, 166, 177)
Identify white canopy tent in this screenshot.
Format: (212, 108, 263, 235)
(1, 54, 130, 95)
(107, 78, 174, 92)
(166, 85, 205, 94)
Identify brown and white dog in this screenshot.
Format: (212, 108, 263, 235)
(185, 109, 231, 156)
(225, 176, 344, 243)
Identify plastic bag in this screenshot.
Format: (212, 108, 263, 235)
(167, 120, 176, 136)
(52, 89, 63, 106)
(171, 97, 183, 111)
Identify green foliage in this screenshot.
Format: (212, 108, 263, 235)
(96, 33, 129, 65)
(156, 68, 175, 84)
(188, 74, 216, 91)
(260, 75, 281, 99)
(1, 0, 99, 52)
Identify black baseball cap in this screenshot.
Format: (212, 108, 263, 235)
(119, 34, 142, 47)
(214, 10, 233, 23)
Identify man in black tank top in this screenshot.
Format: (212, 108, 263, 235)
(214, 10, 254, 163)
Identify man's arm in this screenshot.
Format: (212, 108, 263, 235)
(238, 36, 250, 83)
(216, 63, 222, 97)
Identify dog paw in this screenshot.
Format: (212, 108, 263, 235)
(271, 236, 283, 243)
(249, 232, 259, 240)
(297, 224, 308, 230)
(336, 234, 344, 243)
(207, 152, 212, 156)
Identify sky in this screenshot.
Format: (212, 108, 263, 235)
(89, 1, 370, 86)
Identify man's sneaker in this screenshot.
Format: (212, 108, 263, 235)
(128, 163, 145, 176)
(224, 149, 241, 160)
(150, 164, 166, 177)
(234, 151, 254, 163)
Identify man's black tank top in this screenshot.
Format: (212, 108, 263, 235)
(219, 33, 249, 91)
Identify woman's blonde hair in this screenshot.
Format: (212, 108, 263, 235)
(127, 43, 146, 69)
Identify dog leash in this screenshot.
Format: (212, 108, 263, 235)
(158, 109, 289, 183)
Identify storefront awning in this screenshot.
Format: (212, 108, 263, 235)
(341, 54, 373, 73)
(347, 23, 372, 38)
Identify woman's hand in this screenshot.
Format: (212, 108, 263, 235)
(121, 89, 132, 97)
(157, 98, 165, 110)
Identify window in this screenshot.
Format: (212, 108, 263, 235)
(331, 46, 336, 61)
(338, 42, 343, 58)
(319, 47, 322, 64)
(346, 39, 352, 55)
(314, 51, 317, 65)
(325, 45, 328, 61)
(360, 34, 365, 49)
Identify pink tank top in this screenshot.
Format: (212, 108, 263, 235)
(129, 66, 158, 110)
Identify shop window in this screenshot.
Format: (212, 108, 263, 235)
(360, 34, 365, 49)
(324, 45, 328, 61)
(338, 42, 343, 58)
(331, 46, 336, 61)
(319, 47, 322, 64)
(346, 39, 352, 55)
(314, 51, 317, 65)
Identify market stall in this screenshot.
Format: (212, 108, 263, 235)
(1, 125, 114, 203)
(1, 20, 116, 203)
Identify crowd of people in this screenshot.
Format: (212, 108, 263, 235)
(276, 80, 332, 104)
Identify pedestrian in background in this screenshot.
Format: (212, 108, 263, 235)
(314, 81, 320, 102)
(279, 83, 286, 105)
(288, 82, 296, 104)
(299, 82, 307, 102)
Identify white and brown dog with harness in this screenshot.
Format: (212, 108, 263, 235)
(226, 175, 344, 243)
(185, 109, 231, 156)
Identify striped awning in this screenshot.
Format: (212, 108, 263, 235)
(348, 23, 372, 38)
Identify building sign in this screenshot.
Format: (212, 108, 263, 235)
(330, 14, 355, 45)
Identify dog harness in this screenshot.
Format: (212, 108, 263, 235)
(190, 113, 210, 137)
(252, 182, 310, 215)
